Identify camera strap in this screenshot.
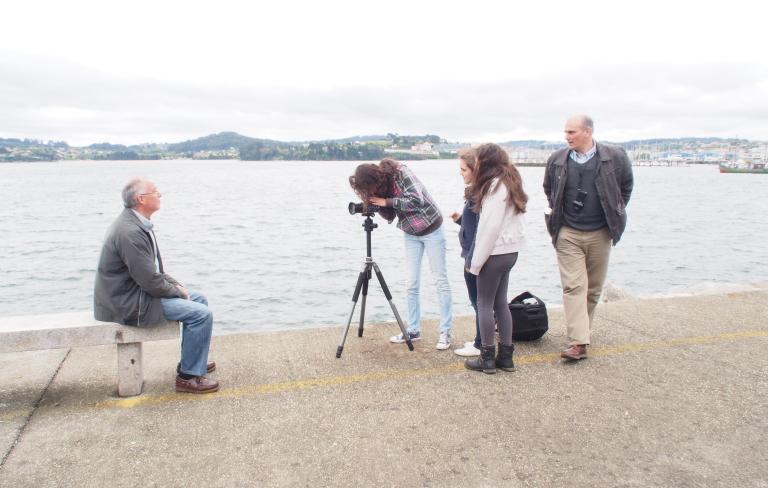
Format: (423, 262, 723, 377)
(574, 161, 585, 191)
(573, 156, 595, 191)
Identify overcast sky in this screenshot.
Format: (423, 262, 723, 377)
(2, 0, 766, 145)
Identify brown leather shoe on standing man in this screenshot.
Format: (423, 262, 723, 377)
(543, 115, 634, 360)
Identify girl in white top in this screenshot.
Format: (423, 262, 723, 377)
(465, 143, 528, 374)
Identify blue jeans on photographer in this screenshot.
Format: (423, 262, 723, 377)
(161, 290, 213, 377)
(464, 270, 481, 349)
(403, 226, 452, 335)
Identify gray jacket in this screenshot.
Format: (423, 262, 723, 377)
(94, 209, 184, 326)
(543, 142, 634, 246)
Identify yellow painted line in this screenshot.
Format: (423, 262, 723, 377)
(0, 408, 31, 423)
(83, 329, 766, 411)
(586, 330, 768, 357)
(93, 364, 467, 410)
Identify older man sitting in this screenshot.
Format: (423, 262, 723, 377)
(94, 178, 219, 393)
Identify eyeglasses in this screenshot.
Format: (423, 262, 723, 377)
(140, 191, 162, 198)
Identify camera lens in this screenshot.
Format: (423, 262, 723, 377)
(348, 201, 381, 216)
(348, 202, 364, 215)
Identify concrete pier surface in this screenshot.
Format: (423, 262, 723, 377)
(1, 287, 767, 487)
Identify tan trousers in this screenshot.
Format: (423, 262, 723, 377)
(555, 226, 612, 346)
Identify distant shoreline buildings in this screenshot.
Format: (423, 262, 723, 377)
(1, 132, 766, 164)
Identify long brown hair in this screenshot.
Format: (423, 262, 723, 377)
(349, 158, 400, 206)
(469, 143, 527, 214)
(458, 148, 476, 201)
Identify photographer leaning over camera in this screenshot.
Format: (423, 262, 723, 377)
(543, 114, 634, 361)
(349, 159, 453, 350)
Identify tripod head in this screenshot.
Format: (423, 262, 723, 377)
(361, 214, 378, 232)
(360, 214, 377, 257)
(348, 202, 381, 258)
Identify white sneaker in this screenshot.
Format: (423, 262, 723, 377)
(390, 331, 421, 343)
(454, 342, 481, 357)
(436, 332, 452, 350)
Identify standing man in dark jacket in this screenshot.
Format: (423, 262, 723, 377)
(543, 115, 634, 360)
(94, 178, 219, 393)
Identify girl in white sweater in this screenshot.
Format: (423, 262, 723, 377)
(465, 143, 528, 374)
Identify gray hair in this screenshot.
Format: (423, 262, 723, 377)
(580, 115, 594, 131)
(122, 178, 148, 208)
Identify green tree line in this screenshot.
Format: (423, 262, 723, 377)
(240, 142, 385, 161)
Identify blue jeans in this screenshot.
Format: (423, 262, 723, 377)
(403, 226, 452, 335)
(463, 270, 480, 348)
(161, 291, 213, 377)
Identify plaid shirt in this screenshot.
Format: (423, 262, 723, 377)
(384, 164, 442, 235)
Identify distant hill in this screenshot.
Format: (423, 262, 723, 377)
(501, 137, 758, 150)
(2, 132, 765, 162)
(88, 142, 128, 150)
(617, 137, 750, 146)
(319, 135, 389, 144)
(500, 140, 561, 149)
(0, 138, 68, 149)
(167, 132, 283, 152)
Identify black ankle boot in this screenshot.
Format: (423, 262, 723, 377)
(496, 343, 515, 372)
(465, 345, 496, 374)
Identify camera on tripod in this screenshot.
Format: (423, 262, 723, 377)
(336, 201, 414, 358)
(348, 201, 381, 216)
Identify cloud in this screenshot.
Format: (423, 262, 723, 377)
(1, 51, 767, 145)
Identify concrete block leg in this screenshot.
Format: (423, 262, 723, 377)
(117, 342, 143, 397)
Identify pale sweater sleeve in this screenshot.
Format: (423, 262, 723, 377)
(469, 180, 506, 275)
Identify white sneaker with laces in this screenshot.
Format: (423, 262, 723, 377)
(390, 331, 420, 343)
(454, 342, 481, 357)
(436, 332, 452, 350)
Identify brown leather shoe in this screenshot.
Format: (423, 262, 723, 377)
(175, 375, 220, 394)
(177, 361, 216, 374)
(561, 344, 588, 360)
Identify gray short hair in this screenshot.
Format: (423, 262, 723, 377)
(581, 115, 594, 131)
(122, 178, 148, 208)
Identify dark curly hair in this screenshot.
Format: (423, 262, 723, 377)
(348, 158, 400, 208)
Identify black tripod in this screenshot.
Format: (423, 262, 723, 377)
(336, 213, 414, 358)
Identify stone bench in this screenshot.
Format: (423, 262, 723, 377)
(0, 311, 179, 397)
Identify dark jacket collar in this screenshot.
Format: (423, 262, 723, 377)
(119, 208, 153, 233)
(596, 141, 611, 162)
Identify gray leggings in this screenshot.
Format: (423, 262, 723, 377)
(477, 252, 518, 347)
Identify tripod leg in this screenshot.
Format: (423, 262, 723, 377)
(372, 262, 414, 351)
(336, 268, 366, 358)
(357, 267, 371, 337)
